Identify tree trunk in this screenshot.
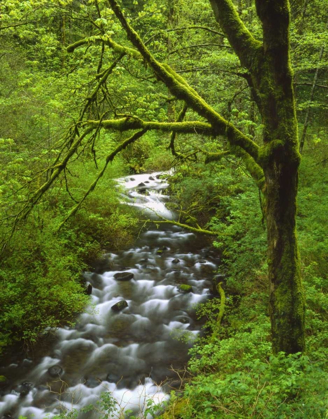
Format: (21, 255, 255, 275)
(257, 60, 306, 353)
(265, 149, 305, 354)
(253, 0, 306, 354)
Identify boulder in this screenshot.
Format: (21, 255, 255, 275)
(172, 258, 180, 264)
(114, 272, 134, 281)
(149, 176, 155, 180)
(85, 282, 92, 295)
(15, 382, 33, 397)
(111, 300, 128, 312)
(48, 365, 64, 378)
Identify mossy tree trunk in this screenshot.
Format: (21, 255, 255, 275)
(210, 0, 305, 354)
(64, 0, 305, 353)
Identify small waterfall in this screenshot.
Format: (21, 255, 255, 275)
(0, 172, 219, 419)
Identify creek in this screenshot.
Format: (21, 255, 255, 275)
(0, 172, 219, 418)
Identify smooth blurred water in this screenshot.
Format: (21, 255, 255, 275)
(0, 172, 219, 419)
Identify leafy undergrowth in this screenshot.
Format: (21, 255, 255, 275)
(0, 159, 139, 354)
(159, 156, 328, 418)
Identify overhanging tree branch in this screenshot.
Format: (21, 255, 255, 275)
(141, 219, 218, 236)
(67, 35, 141, 59)
(168, 103, 188, 158)
(106, 0, 261, 165)
(57, 129, 148, 230)
(86, 117, 214, 135)
(210, 0, 262, 70)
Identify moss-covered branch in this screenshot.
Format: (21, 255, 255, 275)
(209, 0, 262, 70)
(9, 127, 95, 233)
(204, 147, 265, 190)
(168, 103, 188, 157)
(204, 150, 230, 164)
(67, 35, 141, 59)
(141, 220, 218, 236)
(57, 129, 147, 230)
(86, 117, 214, 135)
(231, 146, 265, 191)
(106, 0, 261, 164)
(211, 282, 226, 342)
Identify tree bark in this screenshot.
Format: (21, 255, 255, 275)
(210, 0, 305, 353)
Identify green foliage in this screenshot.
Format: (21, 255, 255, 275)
(163, 151, 328, 418)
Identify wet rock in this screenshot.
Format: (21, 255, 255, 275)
(137, 182, 146, 187)
(106, 372, 119, 383)
(85, 282, 92, 295)
(85, 377, 101, 388)
(149, 176, 155, 180)
(172, 258, 180, 264)
(130, 177, 135, 181)
(114, 272, 134, 281)
(145, 181, 150, 184)
(48, 365, 64, 378)
(111, 300, 128, 312)
(138, 188, 147, 194)
(90, 273, 104, 289)
(178, 284, 192, 293)
(15, 382, 33, 397)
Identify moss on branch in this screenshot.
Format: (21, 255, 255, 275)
(87, 118, 214, 135)
(209, 0, 262, 70)
(204, 150, 230, 164)
(211, 282, 226, 342)
(141, 220, 218, 236)
(168, 103, 188, 157)
(107, 0, 260, 165)
(67, 35, 141, 59)
(57, 129, 148, 230)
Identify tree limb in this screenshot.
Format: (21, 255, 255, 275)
(67, 35, 141, 59)
(107, 0, 261, 164)
(141, 220, 218, 236)
(168, 103, 188, 157)
(57, 129, 148, 230)
(86, 117, 214, 135)
(209, 0, 262, 70)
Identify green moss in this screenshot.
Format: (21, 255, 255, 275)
(178, 284, 193, 293)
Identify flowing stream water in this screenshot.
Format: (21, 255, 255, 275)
(0, 172, 219, 418)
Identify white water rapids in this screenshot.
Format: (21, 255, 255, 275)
(0, 172, 219, 418)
